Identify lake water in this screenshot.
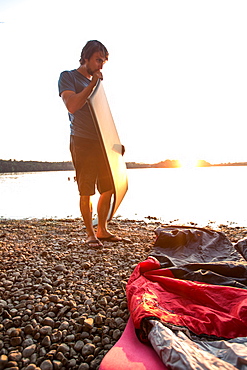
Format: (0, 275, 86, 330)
(0, 167, 247, 227)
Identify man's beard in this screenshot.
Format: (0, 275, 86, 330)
(86, 67, 94, 77)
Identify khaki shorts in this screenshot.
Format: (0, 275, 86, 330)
(70, 136, 113, 196)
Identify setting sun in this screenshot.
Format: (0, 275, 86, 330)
(178, 159, 211, 168)
(178, 159, 200, 168)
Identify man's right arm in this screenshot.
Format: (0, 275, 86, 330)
(61, 72, 102, 114)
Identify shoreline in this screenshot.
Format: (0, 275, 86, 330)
(0, 218, 246, 370)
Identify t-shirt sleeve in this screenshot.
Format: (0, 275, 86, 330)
(58, 71, 75, 96)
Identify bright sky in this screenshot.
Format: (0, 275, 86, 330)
(0, 0, 246, 165)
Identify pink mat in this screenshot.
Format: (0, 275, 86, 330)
(99, 317, 167, 370)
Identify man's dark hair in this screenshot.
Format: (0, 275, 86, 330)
(79, 40, 109, 65)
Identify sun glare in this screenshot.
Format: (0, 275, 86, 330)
(178, 159, 201, 168)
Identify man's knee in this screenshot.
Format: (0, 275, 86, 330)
(101, 189, 114, 197)
(80, 195, 91, 206)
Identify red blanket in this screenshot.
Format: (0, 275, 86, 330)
(126, 226, 247, 369)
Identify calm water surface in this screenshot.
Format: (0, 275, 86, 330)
(0, 167, 247, 226)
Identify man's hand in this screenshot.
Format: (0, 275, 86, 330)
(92, 70, 103, 85)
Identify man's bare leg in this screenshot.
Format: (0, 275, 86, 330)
(96, 190, 113, 238)
(96, 190, 122, 241)
(80, 195, 102, 246)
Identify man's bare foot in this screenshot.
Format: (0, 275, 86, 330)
(97, 234, 122, 242)
(84, 236, 103, 248)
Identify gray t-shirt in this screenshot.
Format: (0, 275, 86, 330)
(58, 69, 98, 140)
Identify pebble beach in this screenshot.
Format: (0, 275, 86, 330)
(0, 218, 247, 370)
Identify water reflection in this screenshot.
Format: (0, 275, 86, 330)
(0, 167, 246, 226)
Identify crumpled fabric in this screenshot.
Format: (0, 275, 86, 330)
(126, 226, 247, 369)
(148, 320, 247, 370)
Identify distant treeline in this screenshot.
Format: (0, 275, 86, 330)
(0, 160, 74, 173)
(214, 162, 247, 167)
(0, 159, 247, 173)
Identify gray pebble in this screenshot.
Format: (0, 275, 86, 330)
(8, 351, 22, 362)
(112, 328, 121, 340)
(58, 321, 69, 330)
(81, 343, 95, 356)
(39, 326, 52, 336)
(0, 300, 7, 308)
(23, 344, 36, 358)
(9, 336, 22, 346)
(83, 318, 94, 330)
(74, 340, 84, 352)
(65, 334, 75, 342)
(24, 324, 35, 335)
(53, 360, 63, 370)
(98, 297, 107, 306)
(40, 359, 53, 370)
(95, 313, 104, 325)
(54, 264, 66, 272)
(57, 343, 70, 354)
(78, 364, 89, 370)
(0, 354, 8, 368)
(42, 317, 55, 328)
(41, 335, 51, 347)
(51, 330, 63, 342)
(25, 365, 37, 370)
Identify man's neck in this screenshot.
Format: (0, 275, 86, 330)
(77, 65, 91, 80)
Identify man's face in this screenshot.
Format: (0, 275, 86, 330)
(85, 51, 107, 76)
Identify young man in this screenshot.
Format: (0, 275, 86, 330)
(58, 40, 121, 248)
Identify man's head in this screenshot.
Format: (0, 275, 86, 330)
(79, 40, 109, 66)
